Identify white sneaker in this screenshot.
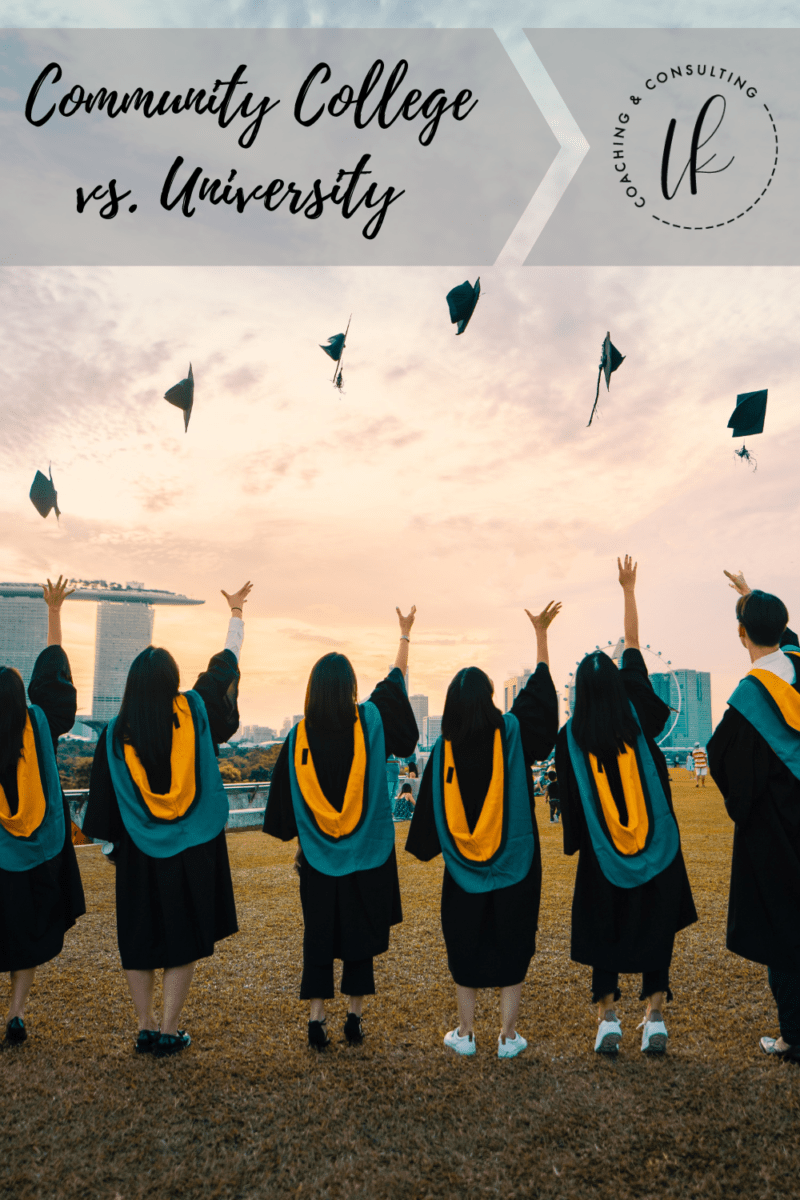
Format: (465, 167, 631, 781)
(444, 1027, 476, 1056)
(594, 1018, 622, 1054)
(639, 1018, 668, 1054)
(498, 1031, 527, 1059)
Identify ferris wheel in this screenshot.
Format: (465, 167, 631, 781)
(562, 640, 682, 747)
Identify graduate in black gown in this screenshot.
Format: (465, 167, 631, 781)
(406, 602, 560, 1059)
(264, 606, 418, 1049)
(83, 583, 250, 1056)
(707, 570, 800, 1062)
(0, 576, 86, 1044)
(555, 557, 697, 1056)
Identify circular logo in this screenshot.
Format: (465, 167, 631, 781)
(610, 63, 778, 229)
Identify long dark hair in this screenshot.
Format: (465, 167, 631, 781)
(114, 647, 180, 783)
(571, 652, 639, 767)
(441, 667, 503, 743)
(0, 666, 27, 775)
(304, 653, 358, 732)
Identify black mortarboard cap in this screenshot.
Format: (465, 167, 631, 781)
(320, 333, 346, 362)
(164, 363, 194, 432)
(587, 332, 625, 426)
(446, 278, 481, 335)
(30, 467, 60, 520)
(727, 389, 767, 438)
(602, 333, 625, 389)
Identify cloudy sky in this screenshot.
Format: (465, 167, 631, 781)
(1, 0, 797, 731)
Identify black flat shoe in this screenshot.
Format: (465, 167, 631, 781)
(153, 1030, 191, 1058)
(308, 1019, 330, 1050)
(4, 1017, 27, 1045)
(135, 1029, 161, 1055)
(343, 1013, 364, 1046)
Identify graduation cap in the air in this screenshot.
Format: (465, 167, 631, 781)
(728, 388, 767, 470)
(30, 466, 60, 521)
(320, 317, 351, 391)
(587, 332, 625, 427)
(446, 278, 481, 335)
(164, 363, 194, 432)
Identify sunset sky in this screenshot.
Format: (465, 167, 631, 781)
(1, 0, 796, 733)
(2, 262, 797, 729)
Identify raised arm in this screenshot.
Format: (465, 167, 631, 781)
(394, 605, 416, 677)
(723, 569, 751, 597)
(42, 575, 76, 646)
(523, 601, 561, 668)
(220, 580, 253, 662)
(618, 555, 639, 650)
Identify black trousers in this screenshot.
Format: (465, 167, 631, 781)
(300, 957, 375, 1000)
(591, 966, 672, 1005)
(768, 967, 800, 1045)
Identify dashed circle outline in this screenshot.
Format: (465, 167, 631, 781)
(649, 101, 778, 229)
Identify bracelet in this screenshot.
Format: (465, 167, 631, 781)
(231, 608, 243, 615)
(399, 635, 410, 642)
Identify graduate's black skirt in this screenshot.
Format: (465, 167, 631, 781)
(298, 846, 402, 971)
(0, 812, 86, 973)
(441, 858, 540, 989)
(114, 829, 238, 970)
(570, 847, 696, 973)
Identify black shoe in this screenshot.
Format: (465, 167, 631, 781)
(153, 1030, 191, 1058)
(4, 1017, 27, 1045)
(344, 1013, 364, 1045)
(135, 1029, 161, 1055)
(308, 1019, 330, 1050)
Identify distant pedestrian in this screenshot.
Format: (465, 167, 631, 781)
(692, 744, 708, 787)
(546, 769, 561, 822)
(686, 753, 694, 773)
(394, 783, 416, 821)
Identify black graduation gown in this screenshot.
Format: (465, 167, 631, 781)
(405, 664, 558, 988)
(0, 646, 86, 973)
(264, 668, 418, 967)
(555, 648, 697, 974)
(82, 650, 240, 970)
(707, 627, 800, 971)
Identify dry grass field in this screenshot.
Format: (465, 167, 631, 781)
(3, 771, 799, 1199)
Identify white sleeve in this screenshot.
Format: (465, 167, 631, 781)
(224, 616, 244, 662)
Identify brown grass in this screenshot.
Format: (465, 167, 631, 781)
(3, 772, 799, 1199)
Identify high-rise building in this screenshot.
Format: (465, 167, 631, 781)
(239, 724, 276, 743)
(650, 669, 712, 747)
(91, 601, 155, 721)
(422, 715, 442, 746)
(409, 694, 428, 744)
(292, 714, 304, 728)
(0, 581, 203, 725)
(0, 595, 48, 686)
(503, 667, 533, 712)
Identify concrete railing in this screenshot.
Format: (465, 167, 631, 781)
(65, 781, 270, 833)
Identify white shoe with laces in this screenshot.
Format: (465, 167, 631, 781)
(498, 1031, 527, 1058)
(444, 1027, 476, 1056)
(639, 1016, 668, 1054)
(594, 1018, 622, 1054)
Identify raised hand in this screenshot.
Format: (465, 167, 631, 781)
(524, 601, 562, 632)
(221, 581, 253, 612)
(723, 569, 751, 597)
(397, 605, 416, 637)
(618, 555, 637, 591)
(42, 575, 76, 608)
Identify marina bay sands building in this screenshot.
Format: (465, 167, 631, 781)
(0, 581, 203, 724)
